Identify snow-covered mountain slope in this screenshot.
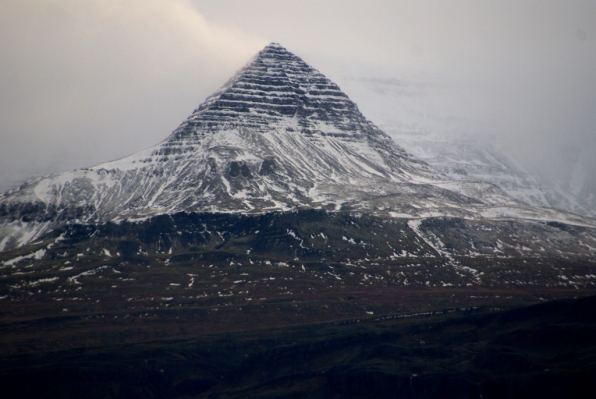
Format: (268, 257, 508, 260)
(0, 43, 591, 251)
(331, 67, 595, 218)
(388, 129, 593, 217)
(558, 144, 596, 218)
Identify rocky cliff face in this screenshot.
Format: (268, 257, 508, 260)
(0, 43, 591, 251)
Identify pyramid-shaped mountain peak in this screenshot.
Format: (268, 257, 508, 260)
(168, 42, 375, 143)
(257, 42, 296, 56)
(263, 42, 284, 49)
(2, 43, 582, 252)
(254, 42, 312, 66)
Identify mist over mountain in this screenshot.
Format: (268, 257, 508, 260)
(2, 43, 593, 253)
(2, 1, 595, 220)
(326, 64, 596, 218)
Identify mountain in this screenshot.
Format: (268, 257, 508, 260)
(1, 43, 596, 399)
(0, 43, 591, 252)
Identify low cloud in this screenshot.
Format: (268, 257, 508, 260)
(0, 0, 266, 190)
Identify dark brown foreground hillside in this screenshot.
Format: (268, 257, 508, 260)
(1, 211, 595, 398)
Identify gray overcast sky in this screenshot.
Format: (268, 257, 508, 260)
(1, 0, 595, 193)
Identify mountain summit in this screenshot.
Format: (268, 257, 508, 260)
(0, 43, 589, 250)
